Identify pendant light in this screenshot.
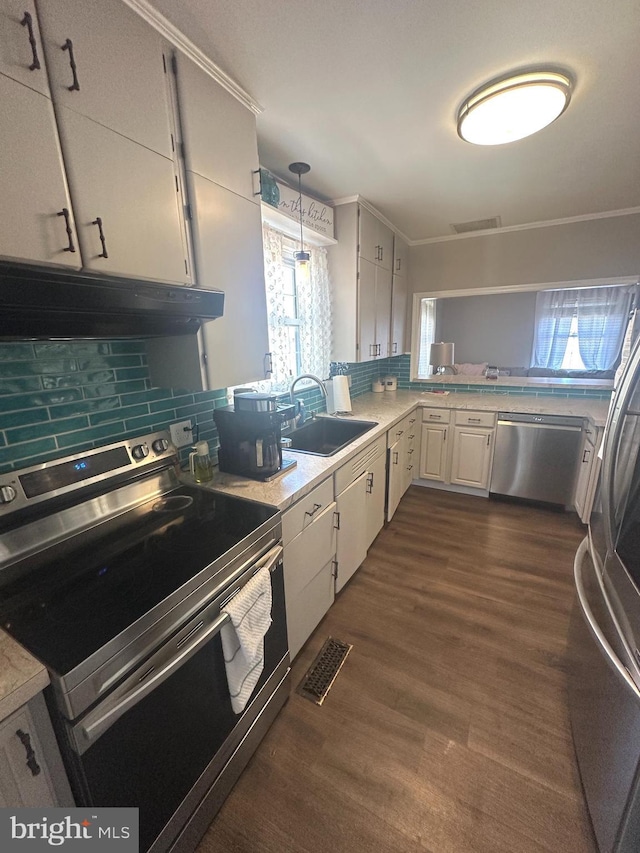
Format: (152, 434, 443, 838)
(457, 70, 572, 145)
(288, 161, 311, 283)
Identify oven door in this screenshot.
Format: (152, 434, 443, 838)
(53, 546, 288, 853)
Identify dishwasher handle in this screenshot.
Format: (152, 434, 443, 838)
(497, 412, 583, 430)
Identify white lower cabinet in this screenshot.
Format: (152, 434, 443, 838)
(365, 450, 387, 549)
(419, 407, 496, 492)
(387, 434, 405, 521)
(334, 472, 368, 593)
(334, 435, 388, 588)
(0, 693, 73, 808)
(387, 409, 419, 521)
(574, 425, 602, 523)
(282, 478, 336, 660)
(450, 425, 494, 489)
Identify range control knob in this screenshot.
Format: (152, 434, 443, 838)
(131, 443, 150, 461)
(152, 438, 170, 454)
(0, 485, 17, 505)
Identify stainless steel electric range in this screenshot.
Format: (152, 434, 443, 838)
(0, 432, 290, 853)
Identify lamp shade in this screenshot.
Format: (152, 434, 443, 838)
(430, 342, 455, 367)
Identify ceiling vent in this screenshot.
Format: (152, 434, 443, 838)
(451, 216, 502, 234)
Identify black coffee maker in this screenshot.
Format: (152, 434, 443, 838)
(213, 393, 296, 481)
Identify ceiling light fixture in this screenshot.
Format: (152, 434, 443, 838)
(457, 70, 573, 146)
(288, 161, 311, 282)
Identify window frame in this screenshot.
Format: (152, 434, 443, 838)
(410, 277, 638, 382)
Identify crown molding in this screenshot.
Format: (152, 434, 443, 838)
(411, 206, 640, 246)
(121, 0, 262, 115)
(332, 194, 412, 244)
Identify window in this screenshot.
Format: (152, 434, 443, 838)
(414, 298, 437, 378)
(234, 225, 332, 395)
(532, 285, 633, 372)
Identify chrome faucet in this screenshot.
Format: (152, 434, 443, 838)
(289, 374, 328, 425)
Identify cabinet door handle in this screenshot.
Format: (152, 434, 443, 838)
(304, 502, 322, 519)
(396, 429, 404, 437)
(583, 449, 591, 463)
(396, 258, 401, 271)
(57, 208, 76, 253)
(487, 434, 491, 447)
(92, 217, 109, 258)
(443, 429, 447, 441)
(333, 511, 340, 530)
(252, 168, 262, 197)
(20, 12, 41, 71)
(393, 451, 399, 464)
(15, 729, 41, 777)
(377, 344, 382, 356)
(379, 246, 383, 261)
(366, 472, 374, 493)
(62, 38, 80, 91)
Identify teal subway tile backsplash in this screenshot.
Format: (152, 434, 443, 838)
(0, 339, 228, 474)
(0, 342, 612, 475)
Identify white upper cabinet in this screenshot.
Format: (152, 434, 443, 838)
(35, 0, 173, 158)
(57, 106, 188, 283)
(173, 53, 260, 203)
(0, 0, 49, 94)
(189, 172, 269, 387)
(358, 204, 393, 270)
(0, 73, 79, 268)
(330, 201, 394, 362)
(393, 233, 409, 276)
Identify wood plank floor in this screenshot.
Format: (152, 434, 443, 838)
(197, 486, 597, 853)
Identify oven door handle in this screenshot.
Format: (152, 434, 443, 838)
(74, 544, 283, 753)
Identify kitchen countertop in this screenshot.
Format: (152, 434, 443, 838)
(424, 373, 614, 390)
(0, 630, 49, 723)
(187, 389, 611, 511)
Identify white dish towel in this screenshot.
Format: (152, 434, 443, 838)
(220, 566, 272, 714)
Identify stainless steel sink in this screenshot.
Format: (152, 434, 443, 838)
(283, 417, 378, 456)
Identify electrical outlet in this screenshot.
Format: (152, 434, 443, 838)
(169, 420, 193, 448)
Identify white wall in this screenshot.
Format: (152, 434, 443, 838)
(409, 213, 640, 294)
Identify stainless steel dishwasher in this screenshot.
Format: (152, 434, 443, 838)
(490, 412, 583, 505)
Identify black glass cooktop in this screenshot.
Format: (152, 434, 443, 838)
(0, 486, 277, 676)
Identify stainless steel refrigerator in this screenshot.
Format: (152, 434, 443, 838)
(568, 330, 640, 852)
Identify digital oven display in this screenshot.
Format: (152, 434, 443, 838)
(19, 447, 131, 498)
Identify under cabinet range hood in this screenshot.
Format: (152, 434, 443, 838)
(0, 262, 224, 340)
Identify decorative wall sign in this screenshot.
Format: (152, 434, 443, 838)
(261, 170, 334, 240)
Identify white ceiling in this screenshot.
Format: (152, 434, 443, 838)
(147, 0, 640, 241)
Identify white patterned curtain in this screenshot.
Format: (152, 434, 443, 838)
(298, 244, 332, 379)
(261, 224, 332, 391)
(576, 286, 632, 370)
(262, 225, 291, 386)
(531, 289, 577, 369)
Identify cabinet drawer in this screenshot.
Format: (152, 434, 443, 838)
(282, 477, 334, 547)
(284, 502, 337, 600)
(454, 410, 495, 428)
(422, 407, 450, 424)
(334, 435, 386, 495)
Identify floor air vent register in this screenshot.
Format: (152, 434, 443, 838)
(296, 637, 352, 705)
